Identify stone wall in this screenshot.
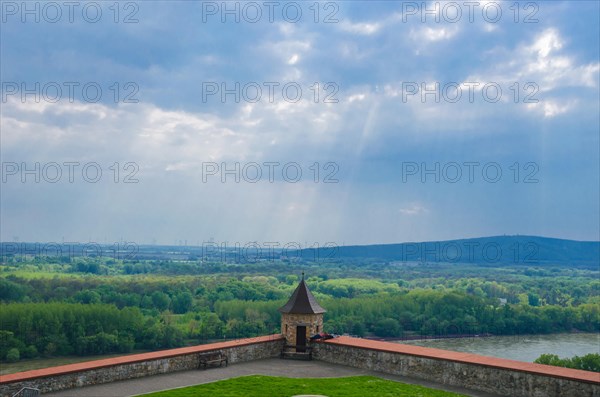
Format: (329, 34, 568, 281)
(0, 335, 284, 397)
(3, 334, 599, 397)
(314, 336, 600, 397)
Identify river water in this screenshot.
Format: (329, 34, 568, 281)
(397, 333, 600, 362)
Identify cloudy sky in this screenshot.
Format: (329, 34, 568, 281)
(1, 0, 599, 246)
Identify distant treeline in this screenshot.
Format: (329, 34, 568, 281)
(1, 290, 598, 362)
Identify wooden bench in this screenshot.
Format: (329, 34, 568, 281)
(198, 351, 228, 369)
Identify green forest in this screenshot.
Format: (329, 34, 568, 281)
(1, 247, 599, 364)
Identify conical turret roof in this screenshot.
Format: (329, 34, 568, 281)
(278, 274, 326, 314)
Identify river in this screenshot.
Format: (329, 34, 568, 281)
(397, 333, 600, 362)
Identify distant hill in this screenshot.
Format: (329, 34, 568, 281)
(1, 236, 598, 267)
(299, 236, 600, 267)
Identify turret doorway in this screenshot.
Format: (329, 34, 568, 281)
(296, 326, 307, 352)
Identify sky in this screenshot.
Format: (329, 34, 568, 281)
(1, 0, 599, 246)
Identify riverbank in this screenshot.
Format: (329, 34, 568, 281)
(393, 332, 600, 363)
(365, 333, 495, 343)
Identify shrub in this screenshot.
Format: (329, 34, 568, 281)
(22, 345, 38, 359)
(6, 348, 20, 362)
(535, 353, 600, 372)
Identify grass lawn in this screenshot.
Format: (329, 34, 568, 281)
(139, 375, 467, 397)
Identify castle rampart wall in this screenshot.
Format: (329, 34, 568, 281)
(315, 336, 600, 397)
(0, 335, 284, 397)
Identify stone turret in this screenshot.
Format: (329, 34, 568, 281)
(278, 273, 325, 352)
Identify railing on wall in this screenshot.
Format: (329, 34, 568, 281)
(11, 387, 39, 397)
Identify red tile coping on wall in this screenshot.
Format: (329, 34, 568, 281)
(321, 336, 600, 384)
(0, 334, 284, 385)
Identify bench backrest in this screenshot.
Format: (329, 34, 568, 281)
(198, 351, 224, 360)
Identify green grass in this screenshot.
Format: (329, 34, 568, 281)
(139, 375, 467, 397)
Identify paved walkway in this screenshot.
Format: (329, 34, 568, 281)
(44, 358, 502, 397)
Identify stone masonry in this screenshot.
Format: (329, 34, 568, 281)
(0, 335, 284, 397)
(281, 313, 324, 346)
(314, 336, 600, 397)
